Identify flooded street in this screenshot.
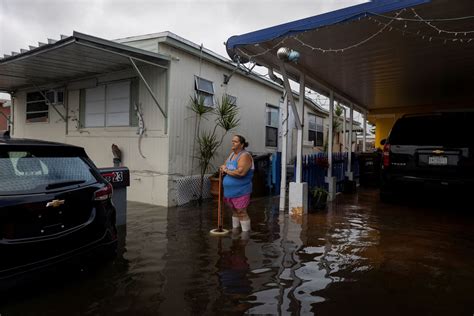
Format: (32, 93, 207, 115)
(2, 188, 474, 315)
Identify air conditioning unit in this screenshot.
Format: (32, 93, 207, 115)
(45, 89, 64, 105)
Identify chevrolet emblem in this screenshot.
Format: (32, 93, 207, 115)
(432, 150, 444, 154)
(46, 199, 65, 208)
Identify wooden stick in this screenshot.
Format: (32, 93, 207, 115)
(218, 170, 223, 231)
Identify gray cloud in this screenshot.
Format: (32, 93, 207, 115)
(1, 0, 366, 58)
(0, 0, 366, 99)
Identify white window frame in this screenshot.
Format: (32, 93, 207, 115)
(26, 91, 49, 123)
(265, 104, 279, 148)
(308, 113, 324, 147)
(194, 76, 215, 107)
(84, 80, 131, 128)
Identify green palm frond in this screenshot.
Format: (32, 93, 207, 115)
(188, 95, 213, 117)
(214, 95, 240, 132)
(196, 131, 220, 174)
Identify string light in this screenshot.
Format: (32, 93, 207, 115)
(367, 16, 474, 44)
(410, 8, 474, 35)
(293, 9, 406, 54)
(236, 37, 289, 62)
(236, 9, 405, 60)
(373, 8, 474, 35)
(234, 8, 474, 61)
(370, 10, 474, 22)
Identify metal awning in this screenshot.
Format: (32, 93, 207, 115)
(0, 31, 170, 92)
(226, 0, 474, 114)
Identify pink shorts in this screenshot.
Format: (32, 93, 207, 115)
(224, 194, 251, 210)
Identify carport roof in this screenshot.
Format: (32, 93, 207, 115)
(0, 31, 170, 92)
(226, 0, 474, 114)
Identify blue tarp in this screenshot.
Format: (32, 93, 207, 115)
(226, 0, 430, 52)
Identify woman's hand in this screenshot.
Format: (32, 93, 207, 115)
(220, 165, 227, 174)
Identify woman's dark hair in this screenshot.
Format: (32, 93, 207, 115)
(235, 135, 249, 149)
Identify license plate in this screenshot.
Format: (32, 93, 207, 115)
(428, 156, 447, 165)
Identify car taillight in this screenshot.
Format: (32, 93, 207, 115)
(94, 183, 113, 201)
(383, 143, 391, 167)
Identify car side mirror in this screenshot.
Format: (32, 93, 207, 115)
(380, 139, 386, 146)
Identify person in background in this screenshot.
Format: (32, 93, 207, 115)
(220, 135, 254, 234)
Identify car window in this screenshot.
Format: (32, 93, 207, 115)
(389, 113, 474, 147)
(0, 151, 96, 195)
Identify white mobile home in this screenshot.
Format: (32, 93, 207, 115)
(0, 31, 347, 206)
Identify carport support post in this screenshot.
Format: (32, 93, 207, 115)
(279, 93, 289, 212)
(345, 104, 354, 181)
(288, 74, 307, 214)
(325, 91, 337, 201)
(363, 110, 367, 152)
(342, 105, 347, 152)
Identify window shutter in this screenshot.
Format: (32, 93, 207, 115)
(84, 85, 106, 127)
(105, 81, 130, 126)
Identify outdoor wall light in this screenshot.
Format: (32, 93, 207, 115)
(277, 47, 300, 63)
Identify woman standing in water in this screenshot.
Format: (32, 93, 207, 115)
(220, 135, 254, 233)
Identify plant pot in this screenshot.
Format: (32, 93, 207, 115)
(310, 191, 328, 212)
(209, 176, 220, 200)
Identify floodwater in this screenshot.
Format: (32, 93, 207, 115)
(2, 188, 474, 315)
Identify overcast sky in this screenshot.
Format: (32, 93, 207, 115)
(0, 0, 367, 101)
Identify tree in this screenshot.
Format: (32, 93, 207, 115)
(189, 95, 240, 203)
(324, 104, 343, 152)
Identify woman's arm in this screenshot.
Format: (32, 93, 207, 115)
(224, 153, 252, 177)
(220, 152, 234, 173)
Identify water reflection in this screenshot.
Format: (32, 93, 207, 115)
(2, 191, 474, 315)
(244, 197, 383, 315)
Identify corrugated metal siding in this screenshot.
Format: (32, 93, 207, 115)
(137, 64, 167, 134)
(161, 43, 284, 176)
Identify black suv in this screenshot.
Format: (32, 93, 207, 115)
(0, 138, 117, 283)
(380, 112, 474, 199)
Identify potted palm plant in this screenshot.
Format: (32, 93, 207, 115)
(189, 95, 240, 203)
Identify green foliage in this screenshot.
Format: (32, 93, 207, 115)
(311, 186, 328, 198)
(196, 131, 220, 175)
(324, 104, 344, 153)
(189, 95, 213, 118)
(189, 94, 240, 202)
(214, 95, 240, 132)
(333, 105, 343, 133)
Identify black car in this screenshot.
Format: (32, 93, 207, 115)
(380, 112, 474, 200)
(0, 138, 117, 284)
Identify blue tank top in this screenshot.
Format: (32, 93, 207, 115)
(223, 150, 254, 198)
